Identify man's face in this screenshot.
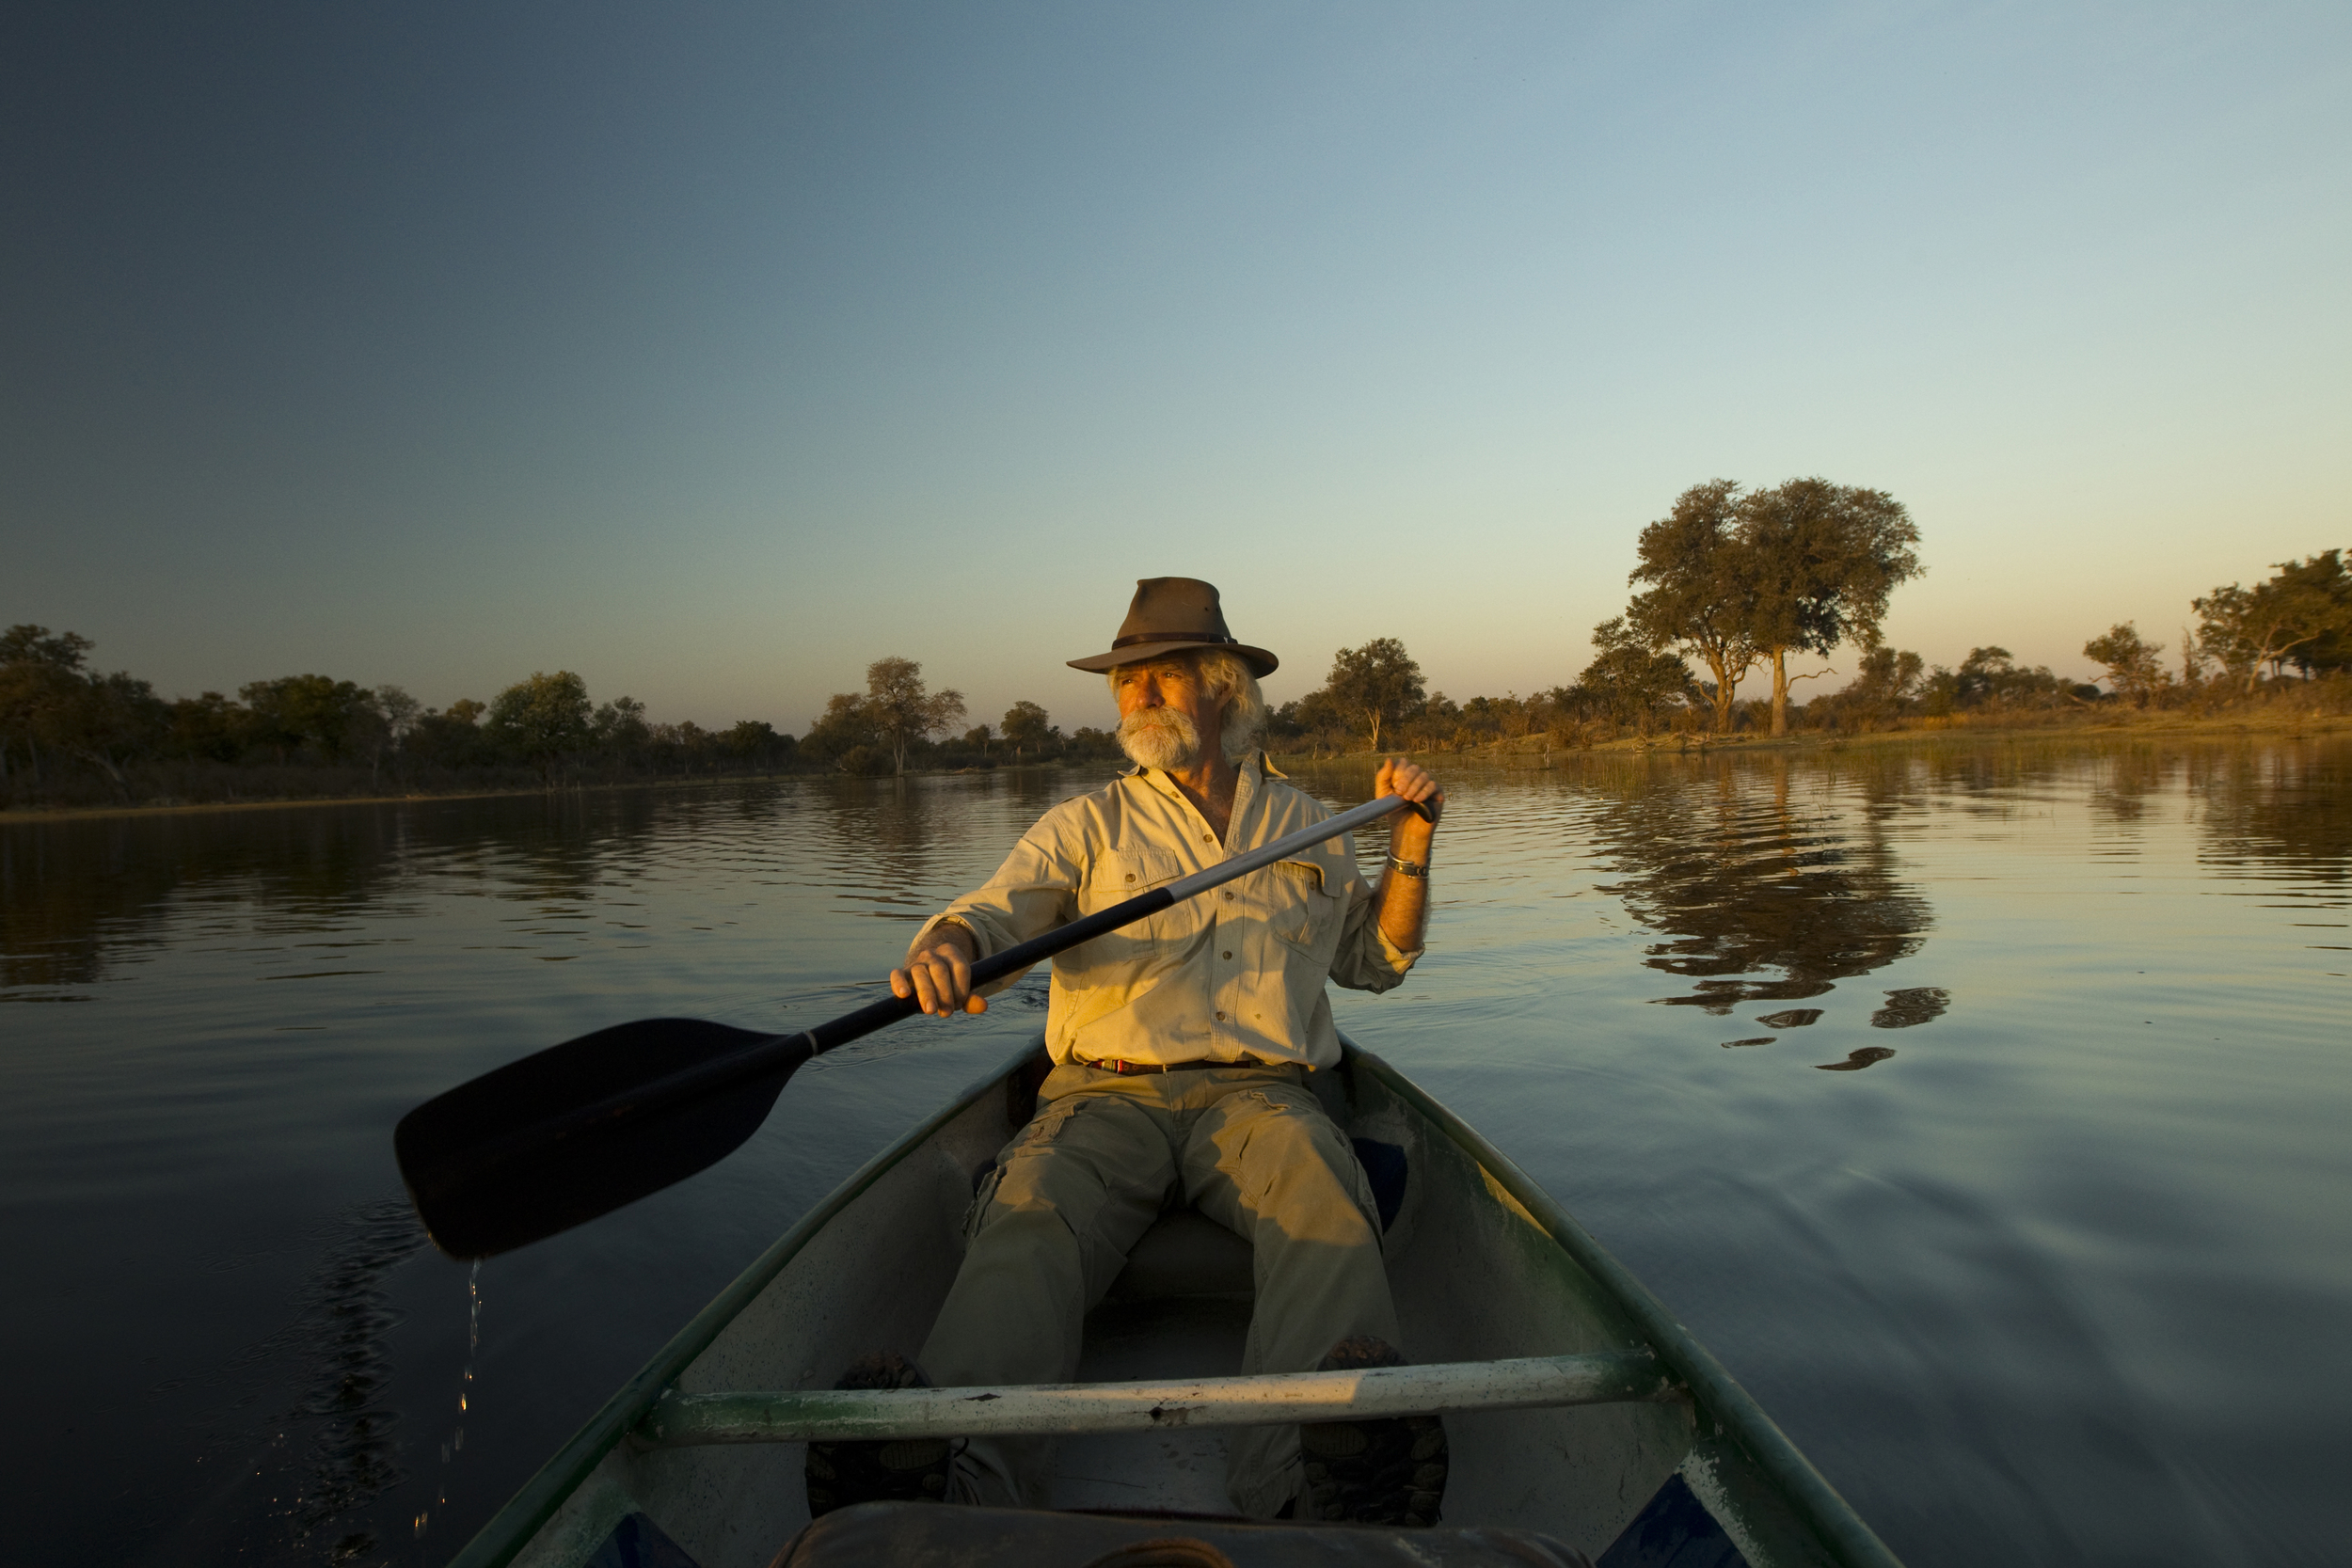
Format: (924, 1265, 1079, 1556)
(1113, 656, 1226, 771)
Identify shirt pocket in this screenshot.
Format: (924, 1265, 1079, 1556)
(1088, 849, 1186, 908)
(1073, 849, 1192, 965)
(1268, 857, 1346, 952)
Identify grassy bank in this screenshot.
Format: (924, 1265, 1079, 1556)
(1273, 699, 2352, 771)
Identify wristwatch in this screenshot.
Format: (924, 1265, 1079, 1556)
(1388, 856, 1428, 879)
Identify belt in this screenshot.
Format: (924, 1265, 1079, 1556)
(1081, 1055, 1285, 1075)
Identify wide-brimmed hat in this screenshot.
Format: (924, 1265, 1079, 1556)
(1066, 577, 1279, 678)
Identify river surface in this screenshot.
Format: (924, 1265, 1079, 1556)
(2, 738, 2345, 1567)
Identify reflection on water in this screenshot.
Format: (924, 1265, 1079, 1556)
(1816, 1045, 1899, 1072)
(3, 742, 2349, 1567)
(1870, 987, 1949, 1029)
(1581, 759, 1935, 1062)
(0, 809, 409, 998)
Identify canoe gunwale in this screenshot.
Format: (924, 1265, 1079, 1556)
(1343, 1043, 1903, 1568)
(444, 1036, 1046, 1568)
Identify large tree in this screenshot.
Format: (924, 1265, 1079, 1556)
(0, 625, 95, 787)
(2193, 551, 2351, 692)
(1322, 638, 1425, 751)
(1627, 481, 1763, 734)
(1736, 479, 1923, 736)
(1000, 700, 1057, 761)
(802, 692, 879, 765)
(58, 671, 167, 796)
(1566, 617, 1692, 734)
(2083, 624, 2166, 707)
(239, 673, 380, 764)
(865, 657, 965, 774)
(486, 671, 594, 780)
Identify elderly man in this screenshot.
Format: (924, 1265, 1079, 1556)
(804, 578, 1445, 1526)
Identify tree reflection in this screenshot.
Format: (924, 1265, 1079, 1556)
(2194, 742, 2351, 890)
(0, 787, 689, 999)
(1, 807, 412, 997)
(1584, 755, 1935, 1047)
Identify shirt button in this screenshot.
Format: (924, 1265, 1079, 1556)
(1215, 1010, 1226, 1021)
(1221, 891, 1233, 900)
(1222, 950, 1232, 959)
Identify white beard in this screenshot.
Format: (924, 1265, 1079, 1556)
(1118, 707, 1202, 770)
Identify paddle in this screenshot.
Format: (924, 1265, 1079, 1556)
(395, 791, 1433, 1259)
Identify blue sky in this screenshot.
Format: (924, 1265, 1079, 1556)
(5, 3, 2345, 733)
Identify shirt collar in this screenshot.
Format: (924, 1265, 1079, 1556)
(1125, 752, 1272, 850)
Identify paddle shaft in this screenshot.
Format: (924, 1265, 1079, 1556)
(428, 791, 1429, 1200)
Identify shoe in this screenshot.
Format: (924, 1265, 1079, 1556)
(1297, 1337, 1448, 1527)
(803, 1353, 954, 1517)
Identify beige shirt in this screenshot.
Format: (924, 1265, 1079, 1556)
(910, 754, 1420, 1069)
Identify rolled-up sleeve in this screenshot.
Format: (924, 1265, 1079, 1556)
(908, 816, 1086, 994)
(1326, 874, 1420, 993)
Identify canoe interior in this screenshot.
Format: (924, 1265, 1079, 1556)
(473, 1037, 1866, 1568)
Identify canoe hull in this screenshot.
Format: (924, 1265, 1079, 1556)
(465, 1037, 1889, 1568)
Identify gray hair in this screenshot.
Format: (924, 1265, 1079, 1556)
(1105, 648, 1268, 766)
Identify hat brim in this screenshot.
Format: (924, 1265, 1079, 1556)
(1068, 640, 1279, 678)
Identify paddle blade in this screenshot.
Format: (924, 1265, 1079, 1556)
(394, 1018, 809, 1259)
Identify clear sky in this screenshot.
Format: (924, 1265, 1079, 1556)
(6, 3, 2346, 734)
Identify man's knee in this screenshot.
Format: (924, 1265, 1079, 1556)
(1208, 1090, 1380, 1236)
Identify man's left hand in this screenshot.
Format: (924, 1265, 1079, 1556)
(1375, 757, 1443, 859)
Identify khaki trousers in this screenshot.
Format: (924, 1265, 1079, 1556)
(916, 1061, 1399, 1517)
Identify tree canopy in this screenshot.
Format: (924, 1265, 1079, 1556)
(2194, 550, 2352, 692)
(1624, 477, 1922, 735)
(1736, 478, 1922, 736)
(1626, 480, 1766, 734)
(1563, 617, 1692, 733)
(863, 657, 966, 775)
(1321, 638, 1426, 750)
(486, 671, 595, 779)
(1000, 700, 1057, 760)
(2082, 624, 2166, 707)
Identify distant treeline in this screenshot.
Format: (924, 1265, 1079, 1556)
(6, 483, 2346, 808)
(1271, 515, 2349, 755)
(0, 638, 1117, 809)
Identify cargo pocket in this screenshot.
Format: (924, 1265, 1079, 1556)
(966, 1097, 1084, 1242)
(961, 1163, 1007, 1244)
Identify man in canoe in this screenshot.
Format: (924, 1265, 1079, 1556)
(806, 577, 1448, 1527)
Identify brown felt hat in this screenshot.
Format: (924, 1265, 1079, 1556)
(1066, 578, 1279, 678)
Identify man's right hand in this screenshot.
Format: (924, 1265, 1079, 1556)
(891, 923, 988, 1018)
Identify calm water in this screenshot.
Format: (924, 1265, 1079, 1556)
(3, 740, 2345, 1567)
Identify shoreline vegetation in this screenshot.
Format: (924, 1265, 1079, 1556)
(4, 703, 2344, 826)
(8, 483, 2344, 818)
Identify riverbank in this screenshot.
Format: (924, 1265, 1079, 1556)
(0, 752, 1117, 824)
(10, 703, 2346, 823)
(1276, 703, 2352, 769)
(0, 765, 1059, 825)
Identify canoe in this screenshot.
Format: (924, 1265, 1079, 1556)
(453, 1035, 1902, 1568)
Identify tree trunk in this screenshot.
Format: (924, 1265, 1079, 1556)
(1703, 652, 1738, 733)
(1367, 711, 1382, 751)
(1770, 648, 1790, 736)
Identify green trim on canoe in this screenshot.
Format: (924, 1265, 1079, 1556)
(1344, 1044, 1901, 1568)
(444, 1037, 1045, 1568)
